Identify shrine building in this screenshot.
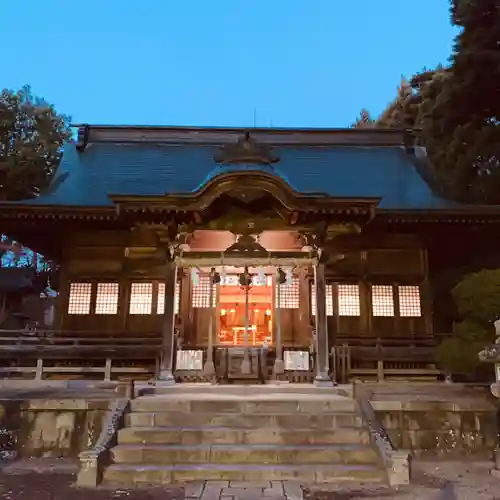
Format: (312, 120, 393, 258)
(2, 125, 500, 384)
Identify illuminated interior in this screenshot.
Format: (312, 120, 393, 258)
(217, 274, 273, 346)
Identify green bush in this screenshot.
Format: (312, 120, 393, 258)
(437, 270, 499, 377)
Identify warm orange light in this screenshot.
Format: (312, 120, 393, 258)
(265, 309, 271, 315)
(254, 309, 260, 313)
(220, 308, 226, 315)
(230, 308, 236, 313)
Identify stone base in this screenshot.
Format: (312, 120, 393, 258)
(203, 360, 216, 376)
(387, 451, 411, 487)
(157, 370, 176, 386)
(490, 382, 500, 399)
(314, 373, 334, 387)
(240, 357, 251, 375)
(273, 358, 285, 376)
(491, 468, 500, 479)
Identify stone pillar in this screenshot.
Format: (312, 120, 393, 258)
(158, 261, 178, 383)
(313, 262, 333, 386)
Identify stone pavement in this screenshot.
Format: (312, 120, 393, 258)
(1, 461, 500, 499)
(185, 481, 303, 500)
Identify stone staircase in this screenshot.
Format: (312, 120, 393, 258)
(102, 386, 387, 486)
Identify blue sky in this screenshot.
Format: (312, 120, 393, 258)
(1, 1, 457, 128)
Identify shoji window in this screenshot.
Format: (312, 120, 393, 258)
(220, 274, 272, 287)
(398, 285, 422, 317)
(337, 284, 361, 316)
(371, 285, 395, 317)
(129, 283, 153, 315)
(67, 282, 92, 315)
(311, 284, 334, 316)
(191, 275, 216, 308)
(95, 283, 119, 315)
(277, 277, 300, 309)
(157, 281, 181, 315)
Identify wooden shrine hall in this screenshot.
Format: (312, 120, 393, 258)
(2, 125, 500, 384)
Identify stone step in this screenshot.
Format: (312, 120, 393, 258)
(130, 396, 357, 414)
(125, 411, 363, 429)
(117, 426, 371, 446)
(103, 463, 386, 484)
(110, 443, 379, 465)
(147, 383, 347, 396)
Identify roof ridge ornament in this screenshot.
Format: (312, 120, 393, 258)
(213, 131, 280, 165)
(75, 125, 90, 152)
(224, 234, 268, 254)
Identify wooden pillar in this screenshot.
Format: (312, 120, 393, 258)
(55, 261, 68, 330)
(179, 269, 192, 343)
(297, 266, 310, 346)
(314, 262, 333, 386)
(158, 261, 178, 383)
(421, 249, 434, 338)
(273, 268, 284, 375)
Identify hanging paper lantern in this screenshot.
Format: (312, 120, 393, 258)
(239, 267, 252, 288)
(276, 268, 287, 285)
(210, 267, 221, 284)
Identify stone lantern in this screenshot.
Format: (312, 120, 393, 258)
(477, 319, 500, 478)
(478, 319, 500, 398)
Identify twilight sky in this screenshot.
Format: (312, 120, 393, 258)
(1, 0, 457, 128)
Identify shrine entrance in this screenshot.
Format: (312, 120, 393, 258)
(217, 272, 273, 347)
(175, 234, 319, 382)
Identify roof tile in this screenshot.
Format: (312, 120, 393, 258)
(23, 141, 457, 210)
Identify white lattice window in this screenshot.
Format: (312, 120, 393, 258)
(277, 277, 300, 309)
(311, 284, 334, 316)
(67, 282, 92, 315)
(398, 285, 421, 317)
(157, 281, 180, 315)
(220, 274, 272, 287)
(95, 283, 119, 315)
(371, 285, 394, 317)
(253, 274, 273, 286)
(220, 274, 240, 286)
(338, 284, 360, 316)
(192, 275, 216, 308)
(129, 283, 153, 315)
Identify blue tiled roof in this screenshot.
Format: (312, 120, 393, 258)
(21, 141, 459, 210)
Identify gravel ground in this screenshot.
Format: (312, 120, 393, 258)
(306, 461, 500, 499)
(0, 473, 184, 500)
(0, 462, 500, 499)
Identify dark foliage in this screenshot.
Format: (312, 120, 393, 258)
(354, 0, 500, 204)
(0, 85, 71, 201)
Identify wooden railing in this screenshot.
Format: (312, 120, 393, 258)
(330, 335, 439, 383)
(0, 329, 162, 381)
(0, 329, 442, 384)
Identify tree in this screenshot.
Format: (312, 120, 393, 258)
(419, 0, 500, 203)
(437, 269, 500, 378)
(351, 109, 375, 128)
(0, 85, 71, 201)
(359, 0, 500, 203)
(376, 77, 419, 129)
(353, 69, 447, 131)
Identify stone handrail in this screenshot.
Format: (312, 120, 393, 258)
(76, 398, 129, 487)
(353, 381, 410, 487)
